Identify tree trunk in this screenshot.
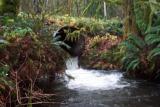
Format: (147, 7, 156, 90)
(103, 2, 107, 18)
(67, 0, 72, 16)
(123, 0, 141, 38)
(0, 0, 20, 16)
(75, 0, 80, 17)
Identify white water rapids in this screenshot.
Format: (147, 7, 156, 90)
(65, 57, 129, 90)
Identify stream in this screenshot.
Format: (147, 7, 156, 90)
(38, 57, 160, 107)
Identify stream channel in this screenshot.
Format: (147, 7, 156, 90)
(38, 57, 160, 107)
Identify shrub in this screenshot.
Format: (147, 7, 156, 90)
(122, 24, 160, 79)
(0, 13, 68, 105)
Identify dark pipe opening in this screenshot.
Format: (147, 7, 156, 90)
(53, 26, 85, 57)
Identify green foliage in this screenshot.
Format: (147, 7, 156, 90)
(122, 35, 144, 71)
(0, 64, 10, 94)
(19, 0, 123, 19)
(0, 64, 9, 77)
(0, 12, 47, 40)
(104, 0, 122, 5)
(65, 30, 81, 42)
(0, 0, 20, 15)
(134, 0, 160, 34)
(148, 47, 160, 60)
(0, 39, 9, 49)
(1, 15, 34, 39)
(52, 36, 71, 50)
(3, 26, 32, 38)
(80, 34, 121, 70)
(146, 24, 160, 60)
(122, 17, 160, 78)
(122, 28, 160, 72)
(100, 45, 125, 65)
(121, 0, 160, 79)
(81, 0, 122, 18)
(52, 15, 123, 36)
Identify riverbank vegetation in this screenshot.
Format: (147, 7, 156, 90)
(0, 0, 160, 106)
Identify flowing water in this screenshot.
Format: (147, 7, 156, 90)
(38, 57, 160, 107)
(65, 57, 129, 91)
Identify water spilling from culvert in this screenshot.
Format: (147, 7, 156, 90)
(65, 57, 129, 90)
(36, 57, 160, 107)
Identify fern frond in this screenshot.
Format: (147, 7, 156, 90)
(122, 41, 140, 53)
(52, 36, 61, 42)
(126, 58, 140, 71)
(148, 48, 160, 60)
(145, 34, 160, 45)
(66, 30, 81, 42)
(128, 35, 145, 49)
(52, 41, 71, 49)
(146, 25, 160, 34)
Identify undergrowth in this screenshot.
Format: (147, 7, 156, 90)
(0, 13, 68, 106)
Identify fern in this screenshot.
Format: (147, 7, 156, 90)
(145, 34, 160, 45)
(0, 64, 9, 77)
(128, 35, 146, 49)
(122, 41, 140, 53)
(148, 47, 160, 60)
(127, 58, 140, 71)
(121, 0, 160, 77)
(156, 43, 160, 48)
(147, 25, 160, 34)
(52, 36, 71, 49)
(66, 30, 81, 42)
(122, 53, 138, 68)
(121, 34, 145, 71)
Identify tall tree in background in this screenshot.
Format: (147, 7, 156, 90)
(123, 0, 160, 38)
(103, 1, 107, 18)
(67, 0, 72, 15)
(0, 0, 20, 15)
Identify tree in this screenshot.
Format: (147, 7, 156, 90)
(0, 0, 20, 16)
(123, 0, 141, 38)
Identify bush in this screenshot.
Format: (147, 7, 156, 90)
(80, 34, 122, 70)
(0, 13, 68, 105)
(122, 24, 160, 79)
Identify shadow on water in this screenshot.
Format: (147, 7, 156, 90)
(34, 57, 160, 107)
